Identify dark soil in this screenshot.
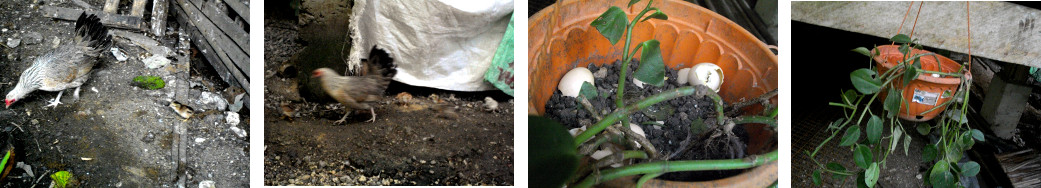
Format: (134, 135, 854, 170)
(543, 60, 749, 181)
(263, 15, 514, 186)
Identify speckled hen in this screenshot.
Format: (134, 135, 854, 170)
(5, 13, 112, 108)
(312, 61, 395, 124)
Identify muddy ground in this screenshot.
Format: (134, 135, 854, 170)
(262, 11, 514, 186)
(0, 0, 248, 187)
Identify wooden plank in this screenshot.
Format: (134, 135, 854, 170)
(103, 0, 120, 13)
(41, 6, 145, 30)
(224, 0, 249, 24)
(151, 0, 169, 36)
(793, 1, 1041, 67)
(131, 0, 148, 17)
(172, 0, 249, 91)
(185, 0, 249, 56)
(176, 0, 249, 75)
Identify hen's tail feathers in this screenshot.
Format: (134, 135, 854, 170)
(74, 13, 112, 50)
(365, 46, 397, 88)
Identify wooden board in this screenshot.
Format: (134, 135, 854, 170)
(151, 0, 169, 36)
(225, 0, 250, 24)
(184, 0, 249, 56)
(103, 0, 120, 14)
(41, 6, 145, 30)
(172, 0, 249, 92)
(176, 0, 250, 75)
(131, 0, 148, 17)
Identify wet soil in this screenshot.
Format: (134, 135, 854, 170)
(0, 0, 249, 187)
(543, 60, 749, 181)
(263, 16, 514, 186)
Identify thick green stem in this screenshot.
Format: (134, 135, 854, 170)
(707, 91, 726, 124)
(574, 151, 778, 188)
(735, 116, 777, 127)
(615, 0, 656, 128)
(576, 86, 700, 145)
(623, 150, 649, 159)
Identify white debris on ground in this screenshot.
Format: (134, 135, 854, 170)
(226, 111, 240, 126)
(111, 47, 128, 62)
(198, 92, 229, 111)
(142, 54, 170, 69)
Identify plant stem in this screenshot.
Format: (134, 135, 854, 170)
(615, 1, 656, 128)
(574, 151, 778, 188)
(735, 116, 777, 127)
(707, 91, 726, 124)
(576, 86, 702, 145)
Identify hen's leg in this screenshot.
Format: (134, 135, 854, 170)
(73, 87, 81, 99)
(45, 91, 64, 108)
(366, 107, 376, 122)
(334, 109, 350, 124)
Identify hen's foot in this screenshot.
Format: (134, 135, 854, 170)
(45, 91, 64, 108)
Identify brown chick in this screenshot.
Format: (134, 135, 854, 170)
(312, 67, 392, 124)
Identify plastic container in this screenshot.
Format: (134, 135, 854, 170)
(529, 0, 778, 186)
(872, 45, 968, 122)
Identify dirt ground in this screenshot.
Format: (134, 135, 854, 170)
(0, 0, 248, 187)
(262, 12, 514, 186)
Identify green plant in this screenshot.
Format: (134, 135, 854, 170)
(132, 75, 165, 90)
(807, 34, 981, 187)
(529, 1, 778, 187)
(50, 171, 72, 188)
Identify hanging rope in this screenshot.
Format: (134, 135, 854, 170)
(893, 1, 914, 46)
(966, 2, 972, 67)
(909, 1, 924, 38)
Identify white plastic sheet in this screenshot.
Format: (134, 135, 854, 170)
(349, 0, 514, 91)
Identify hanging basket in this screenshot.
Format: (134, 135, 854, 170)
(872, 45, 968, 122)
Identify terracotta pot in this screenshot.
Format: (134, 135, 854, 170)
(872, 45, 968, 122)
(529, 0, 778, 186)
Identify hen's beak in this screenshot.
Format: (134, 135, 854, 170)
(312, 70, 322, 78)
(4, 99, 12, 109)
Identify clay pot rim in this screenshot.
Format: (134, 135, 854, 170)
(871, 45, 969, 85)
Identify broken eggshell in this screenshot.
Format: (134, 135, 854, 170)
(558, 67, 594, 97)
(688, 63, 724, 92)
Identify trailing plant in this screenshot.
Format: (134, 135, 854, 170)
(807, 34, 982, 187)
(530, 1, 778, 187)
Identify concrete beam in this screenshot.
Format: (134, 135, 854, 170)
(793, 1, 1041, 67)
(981, 73, 1032, 139)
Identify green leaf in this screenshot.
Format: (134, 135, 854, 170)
(923, 144, 938, 162)
(579, 81, 598, 101)
(890, 127, 903, 153)
(930, 161, 955, 187)
(690, 117, 708, 135)
(633, 40, 666, 86)
(891, 34, 912, 43)
(960, 132, 975, 150)
(852, 47, 872, 57)
(640, 10, 668, 22)
(903, 134, 912, 155)
(866, 115, 882, 145)
(828, 118, 846, 130)
(590, 6, 628, 45)
(865, 162, 880, 188)
(812, 170, 823, 186)
(826, 162, 848, 180)
(970, 129, 985, 141)
(884, 89, 901, 118)
(628, 0, 642, 7)
(850, 68, 882, 94)
(945, 144, 963, 162)
(856, 172, 868, 188)
(902, 64, 919, 87)
(842, 89, 860, 105)
(51, 171, 71, 188)
(839, 125, 861, 147)
(854, 144, 873, 169)
(898, 44, 910, 55)
(529, 116, 579, 188)
(916, 123, 931, 135)
(961, 161, 981, 177)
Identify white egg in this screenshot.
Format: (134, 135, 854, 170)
(677, 68, 691, 85)
(558, 67, 595, 97)
(689, 63, 724, 92)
